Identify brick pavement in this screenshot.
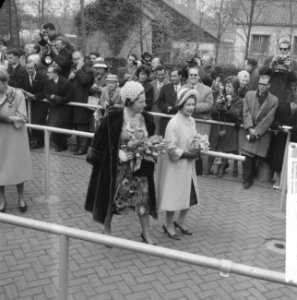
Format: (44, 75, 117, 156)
(0, 147, 296, 300)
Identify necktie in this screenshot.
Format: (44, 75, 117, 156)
(174, 85, 178, 93)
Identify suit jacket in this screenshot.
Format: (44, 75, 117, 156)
(21, 71, 46, 101)
(184, 82, 214, 120)
(70, 63, 94, 124)
(157, 83, 179, 114)
(44, 76, 73, 129)
(21, 71, 48, 125)
(241, 91, 278, 157)
(7, 64, 27, 88)
(151, 77, 171, 110)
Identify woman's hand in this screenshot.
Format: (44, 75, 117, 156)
(181, 150, 199, 159)
(9, 115, 27, 128)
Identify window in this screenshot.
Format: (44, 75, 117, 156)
(249, 35, 270, 64)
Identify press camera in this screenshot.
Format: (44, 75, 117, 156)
(274, 54, 290, 72)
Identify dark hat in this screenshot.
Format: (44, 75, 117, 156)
(141, 52, 153, 64)
(186, 57, 198, 65)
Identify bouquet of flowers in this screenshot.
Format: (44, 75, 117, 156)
(119, 133, 168, 171)
(189, 133, 210, 153)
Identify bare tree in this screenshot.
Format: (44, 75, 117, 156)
(80, 0, 87, 55)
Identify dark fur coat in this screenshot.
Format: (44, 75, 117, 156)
(85, 107, 157, 224)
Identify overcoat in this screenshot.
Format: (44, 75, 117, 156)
(70, 64, 94, 124)
(155, 112, 199, 212)
(241, 90, 278, 158)
(209, 95, 243, 153)
(44, 76, 73, 129)
(85, 107, 157, 224)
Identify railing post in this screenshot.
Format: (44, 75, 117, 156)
(44, 129, 50, 199)
(59, 235, 69, 300)
(280, 131, 291, 213)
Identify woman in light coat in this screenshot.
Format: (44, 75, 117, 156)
(156, 88, 200, 240)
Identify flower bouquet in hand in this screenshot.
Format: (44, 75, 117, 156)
(189, 134, 210, 153)
(119, 134, 168, 171)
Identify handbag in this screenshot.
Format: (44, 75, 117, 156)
(87, 96, 99, 110)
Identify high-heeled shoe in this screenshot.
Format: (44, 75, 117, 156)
(19, 201, 27, 213)
(140, 233, 156, 245)
(0, 202, 6, 213)
(173, 221, 192, 235)
(162, 225, 180, 240)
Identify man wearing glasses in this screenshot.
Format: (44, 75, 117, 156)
(241, 74, 278, 189)
(260, 40, 297, 105)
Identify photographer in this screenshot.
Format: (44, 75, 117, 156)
(38, 23, 58, 48)
(118, 54, 138, 87)
(41, 36, 72, 78)
(259, 40, 297, 105)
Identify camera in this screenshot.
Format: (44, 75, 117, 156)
(217, 95, 227, 111)
(274, 54, 290, 72)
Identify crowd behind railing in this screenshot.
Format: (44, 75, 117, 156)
(1, 22, 297, 223)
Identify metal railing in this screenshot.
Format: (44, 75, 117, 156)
(26, 123, 245, 202)
(26, 99, 291, 210)
(0, 213, 296, 300)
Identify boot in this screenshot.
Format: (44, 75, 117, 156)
(232, 160, 238, 177)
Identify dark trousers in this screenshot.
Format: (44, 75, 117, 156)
(52, 132, 67, 149)
(74, 123, 90, 150)
(242, 156, 258, 183)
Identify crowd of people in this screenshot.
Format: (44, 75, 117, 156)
(1, 22, 297, 244)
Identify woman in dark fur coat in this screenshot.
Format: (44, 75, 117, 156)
(85, 81, 157, 245)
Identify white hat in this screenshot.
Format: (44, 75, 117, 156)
(121, 81, 144, 104)
(177, 87, 199, 107)
(93, 57, 108, 69)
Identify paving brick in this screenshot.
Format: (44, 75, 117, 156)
(1, 150, 297, 299)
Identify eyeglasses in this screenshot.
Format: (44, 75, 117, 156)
(279, 47, 289, 51)
(189, 74, 198, 77)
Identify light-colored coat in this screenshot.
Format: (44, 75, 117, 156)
(155, 112, 199, 211)
(241, 90, 278, 158)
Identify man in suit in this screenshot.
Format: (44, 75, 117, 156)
(118, 53, 138, 87)
(6, 48, 27, 88)
(151, 65, 171, 112)
(69, 51, 94, 155)
(44, 65, 72, 152)
(156, 68, 182, 135)
(241, 74, 278, 189)
(21, 61, 47, 149)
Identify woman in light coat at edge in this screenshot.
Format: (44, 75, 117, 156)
(155, 87, 200, 240)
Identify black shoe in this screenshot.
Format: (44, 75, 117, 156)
(55, 146, 67, 152)
(0, 202, 6, 213)
(162, 225, 180, 240)
(73, 149, 87, 155)
(19, 202, 27, 213)
(243, 181, 252, 189)
(30, 142, 44, 149)
(173, 221, 192, 235)
(140, 233, 156, 245)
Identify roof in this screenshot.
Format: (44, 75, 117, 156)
(160, 0, 218, 41)
(235, 0, 297, 26)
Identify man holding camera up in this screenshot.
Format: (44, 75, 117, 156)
(260, 40, 297, 104)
